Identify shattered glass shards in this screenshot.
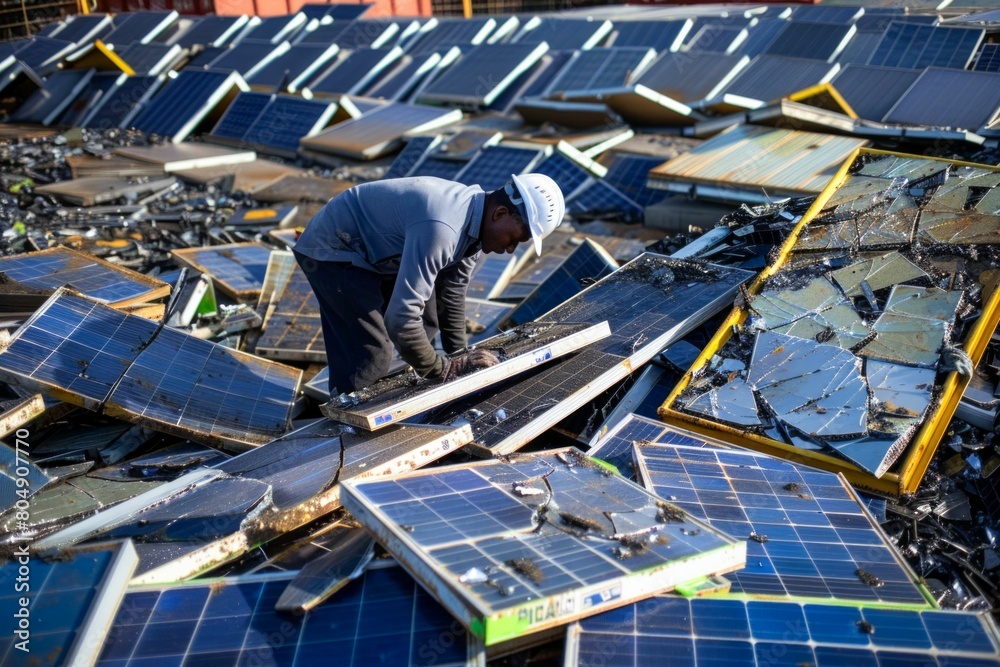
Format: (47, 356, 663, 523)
(867, 359, 936, 438)
(829, 252, 928, 298)
(916, 207, 1000, 245)
(860, 312, 948, 368)
(857, 155, 951, 185)
(797, 184, 920, 251)
(0, 439, 51, 508)
(925, 167, 1000, 211)
(749, 331, 868, 441)
(341, 448, 745, 645)
(884, 284, 963, 323)
(684, 377, 761, 428)
(752, 274, 870, 349)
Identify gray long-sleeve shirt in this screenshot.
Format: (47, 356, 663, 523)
(294, 176, 485, 376)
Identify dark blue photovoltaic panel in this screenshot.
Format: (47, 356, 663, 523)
(790, 5, 864, 23)
(603, 154, 669, 207)
(299, 2, 372, 21)
(867, 22, 984, 69)
(241, 15, 305, 43)
(685, 25, 746, 54)
(571, 598, 1000, 667)
(116, 43, 177, 75)
(95, 566, 473, 667)
(209, 42, 282, 75)
(332, 19, 401, 48)
(84, 75, 162, 131)
(831, 65, 922, 122)
(246, 44, 337, 89)
(10, 68, 92, 124)
(733, 18, 789, 58)
(51, 14, 112, 44)
(421, 43, 543, 104)
(456, 145, 543, 192)
(101, 11, 175, 47)
(610, 20, 689, 51)
(634, 52, 747, 103)
(835, 31, 883, 65)
(182, 45, 227, 70)
(547, 47, 651, 94)
(174, 15, 244, 49)
(409, 156, 466, 180)
(588, 414, 712, 474)
(883, 67, 1000, 130)
(762, 21, 854, 60)
(514, 18, 608, 50)
(567, 180, 643, 220)
(634, 440, 929, 604)
(974, 43, 1000, 72)
(364, 54, 434, 101)
(210, 91, 272, 139)
(721, 55, 837, 102)
(383, 135, 436, 179)
(294, 20, 353, 45)
(243, 96, 332, 151)
(172, 243, 271, 296)
(487, 51, 573, 114)
(407, 17, 492, 54)
(534, 152, 592, 197)
(12, 36, 73, 70)
(308, 48, 396, 95)
(56, 71, 120, 126)
(130, 69, 234, 138)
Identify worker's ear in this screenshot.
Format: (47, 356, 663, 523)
(492, 204, 509, 221)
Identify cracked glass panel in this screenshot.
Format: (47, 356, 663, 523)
(867, 359, 936, 437)
(829, 252, 927, 297)
(684, 377, 761, 427)
(860, 313, 947, 368)
(924, 167, 1000, 210)
(917, 207, 1000, 245)
(884, 285, 963, 323)
(749, 331, 868, 440)
(752, 274, 871, 349)
(857, 155, 950, 182)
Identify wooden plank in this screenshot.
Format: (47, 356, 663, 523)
(322, 320, 611, 431)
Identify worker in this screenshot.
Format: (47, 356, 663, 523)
(293, 173, 566, 397)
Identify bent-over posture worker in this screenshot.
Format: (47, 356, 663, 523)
(293, 173, 565, 396)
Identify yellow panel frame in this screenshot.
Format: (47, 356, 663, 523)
(659, 147, 1000, 497)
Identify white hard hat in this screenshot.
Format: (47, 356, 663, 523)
(507, 173, 565, 256)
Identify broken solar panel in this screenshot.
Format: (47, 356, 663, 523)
(0, 289, 300, 448)
(631, 436, 931, 604)
(455, 144, 547, 192)
(42, 419, 472, 583)
(244, 43, 340, 92)
(299, 102, 461, 160)
(97, 565, 482, 667)
(242, 95, 337, 155)
(499, 239, 618, 330)
(323, 321, 610, 430)
(307, 47, 402, 96)
(341, 448, 745, 646)
(607, 19, 691, 51)
(170, 242, 271, 301)
(0, 541, 137, 667)
(255, 264, 324, 362)
(428, 254, 753, 456)
(882, 67, 1000, 132)
(130, 69, 248, 143)
(867, 22, 984, 69)
(0, 246, 169, 307)
(566, 597, 1000, 667)
(464, 298, 513, 343)
(762, 20, 856, 62)
(419, 42, 548, 108)
(545, 47, 656, 97)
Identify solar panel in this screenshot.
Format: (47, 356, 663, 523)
(0, 541, 137, 667)
(307, 47, 401, 96)
(101, 10, 177, 47)
(974, 43, 1000, 72)
(487, 51, 573, 114)
(255, 264, 324, 361)
(180, 45, 227, 70)
(9, 68, 93, 125)
(586, 413, 716, 474)
(173, 15, 247, 49)
(608, 19, 691, 51)
(867, 22, 984, 69)
(130, 69, 247, 142)
(239, 14, 306, 43)
(116, 43, 181, 75)
(514, 17, 611, 50)
(210, 90, 273, 140)
(428, 255, 753, 456)
(407, 155, 467, 180)
(406, 17, 495, 54)
(80, 74, 162, 130)
(791, 5, 865, 23)
(632, 437, 930, 604)
(294, 19, 354, 45)
(500, 239, 618, 330)
(545, 47, 654, 96)
(300, 1, 372, 21)
(835, 31, 884, 65)
(684, 25, 747, 54)
(533, 151, 594, 198)
(455, 145, 546, 192)
(49, 13, 113, 44)
(882, 67, 1000, 131)
(0, 247, 169, 306)
(830, 64, 922, 122)
(382, 135, 438, 179)
(733, 18, 789, 58)
(419, 43, 548, 107)
(567, 180, 644, 221)
(208, 41, 289, 77)
(363, 52, 440, 101)
(341, 448, 746, 646)
(718, 55, 839, 105)
(0, 290, 300, 448)
(332, 19, 410, 49)
(299, 102, 460, 160)
(602, 154, 669, 208)
(566, 597, 1000, 667)
(243, 95, 336, 154)
(245, 43, 340, 92)
(97, 564, 480, 666)
(11, 36, 75, 72)
(0, 437, 50, 509)
(467, 252, 520, 301)
(762, 20, 855, 61)
(170, 242, 271, 301)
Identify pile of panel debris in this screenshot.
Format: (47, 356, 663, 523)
(3, 3, 1000, 665)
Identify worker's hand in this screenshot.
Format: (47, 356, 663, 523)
(439, 349, 501, 383)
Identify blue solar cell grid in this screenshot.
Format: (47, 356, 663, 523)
(548, 48, 650, 94)
(421, 43, 542, 102)
(974, 43, 1000, 72)
(102, 11, 174, 47)
(299, 2, 371, 21)
(12, 36, 72, 70)
(456, 145, 542, 192)
(567, 180, 644, 221)
(0, 248, 158, 304)
(514, 18, 607, 50)
(84, 76, 161, 131)
(332, 19, 398, 49)
(209, 42, 281, 75)
(117, 43, 175, 75)
(571, 597, 1000, 667)
(635, 442, 930, 605)
(867, 22, 984, 69)
(175, 244, 271, 296)
(407, 18, 491, 53)
(733, 18, 789, 58)
(308, 49, 393, 95)
(762, 21, 854, 60)
(52, 14, 111, 44)
(56, 71, 121, 126)
(685, 25, 745, 54)
(534, 152, 592, 197)
(242, 15, 304, 43)
(95, 566, 473, 667)
(131, 70, 233, 138)
(244, 97, 331, 151)
(247, 44, 337, 89)
(603, 154, 669, 208)
(211, 91, 272, 140)
(383, 135, 436, 179)
(174, 16, 243, 49)
(409, 156, 466, 180)
(610, 20, 689, 51)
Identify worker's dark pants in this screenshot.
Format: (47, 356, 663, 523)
(293, 250, 437, 396)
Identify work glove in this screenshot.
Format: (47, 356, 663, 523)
(439, 349, 501, 383)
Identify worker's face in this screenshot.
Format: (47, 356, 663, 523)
(482, 206, 531, 254)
